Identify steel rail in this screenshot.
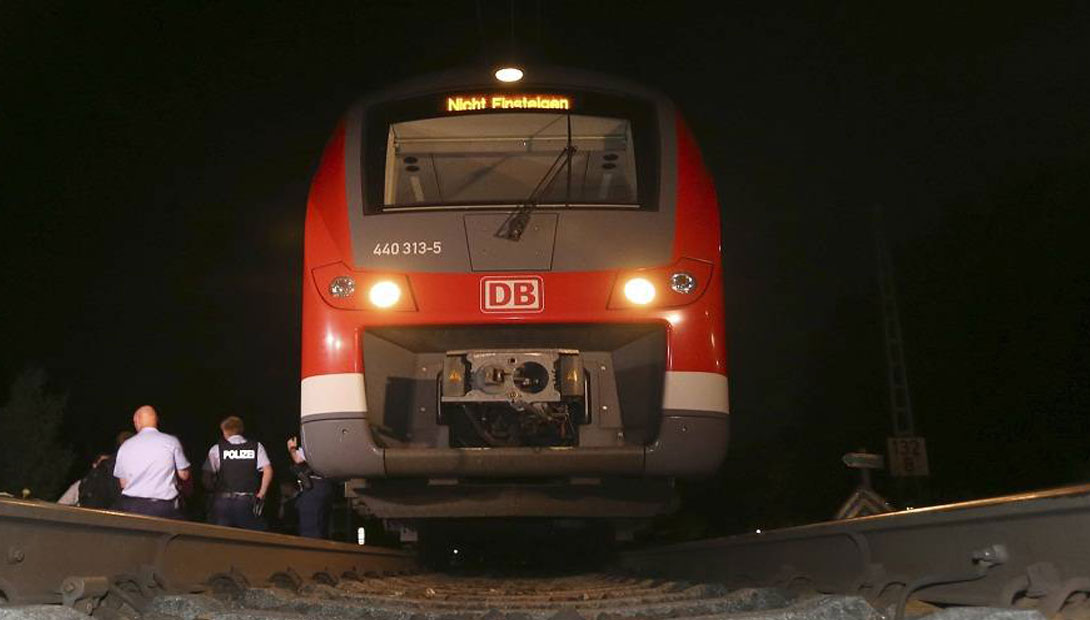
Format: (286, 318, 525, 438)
(618, 484, 1090, 616)
(0, 498, 414, 605)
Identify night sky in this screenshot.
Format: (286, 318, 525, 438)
(2, 3, 1087, 533)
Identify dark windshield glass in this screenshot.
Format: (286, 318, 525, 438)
(362, 90, 659, 214)
(383, 113, 637, 209)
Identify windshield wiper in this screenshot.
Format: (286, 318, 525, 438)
(495, 115, 576, 242)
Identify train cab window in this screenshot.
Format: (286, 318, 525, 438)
(380, 113, 639, 210)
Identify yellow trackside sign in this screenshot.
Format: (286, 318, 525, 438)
(446, 94, 571, 112)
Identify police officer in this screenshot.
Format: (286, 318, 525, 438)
(202, 416, 272, 530)
(287, 436, 333, 538)
(113, 405, 191, 519)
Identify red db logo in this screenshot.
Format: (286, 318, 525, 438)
(480, 277, 544, 313)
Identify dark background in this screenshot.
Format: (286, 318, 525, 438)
(1, 2, 1087, 535)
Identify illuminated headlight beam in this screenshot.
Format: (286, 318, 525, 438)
(623, 277, 656, 305)
(369, 281, 402, 308)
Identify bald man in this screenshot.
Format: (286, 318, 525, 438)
(112, 405, 191, 519)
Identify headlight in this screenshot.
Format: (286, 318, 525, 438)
(368, 281, 402, 308)
(328, 276, 356, 298)
(670, 272, 697, 294)
(623, 277, 656, 305)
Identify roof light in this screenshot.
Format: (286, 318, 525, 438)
(494, 67, 524, 83)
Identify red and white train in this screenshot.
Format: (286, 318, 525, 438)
(299, 66, 728, 536)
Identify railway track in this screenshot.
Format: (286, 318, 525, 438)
(620, 484, 1090, 619)
(0, 496, 875, 620)
(148, 572, 887, 620)
(0, 498, 413, 609)
(7, 486, 1090, 619)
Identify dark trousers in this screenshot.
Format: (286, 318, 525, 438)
(209, 495, 266, 531)
(115, 495, 184, 520)
(296, 478, 332, 538)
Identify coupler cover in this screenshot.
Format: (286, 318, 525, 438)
(441, 349, 584, 405)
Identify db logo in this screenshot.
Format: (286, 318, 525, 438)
(480, 276, 544, 313)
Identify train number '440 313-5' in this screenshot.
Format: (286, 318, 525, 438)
(373, 241, 442, 256)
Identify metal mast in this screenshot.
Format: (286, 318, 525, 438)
(874, 206, 915, 437)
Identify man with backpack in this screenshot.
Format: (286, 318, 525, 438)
(56, 453, 110, 506)
(78, 453, 121, 508)
(57, 431, 133, 508)
(202, 416, 273, 530)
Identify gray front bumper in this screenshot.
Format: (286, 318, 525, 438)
(301, 410, 727, 479)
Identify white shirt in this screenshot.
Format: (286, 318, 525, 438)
(57, 480, 81, 505)
(202, 434, 271, 472)
(113, 427, 190, 500)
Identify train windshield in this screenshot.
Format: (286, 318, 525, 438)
(381, 113, 638, 210)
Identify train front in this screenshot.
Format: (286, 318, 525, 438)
(300, 67, 727, 532)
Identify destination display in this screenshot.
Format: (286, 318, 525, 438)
(445, 94, 572, 112)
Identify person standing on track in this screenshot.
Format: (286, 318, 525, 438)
(287, 436, 333, 538)
(112, 405, 191, 519)
(202, 416, 272, 530)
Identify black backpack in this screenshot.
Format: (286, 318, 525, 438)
(79, 456, 121, 509)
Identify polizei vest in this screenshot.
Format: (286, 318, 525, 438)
(216, 439, 259, 493)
